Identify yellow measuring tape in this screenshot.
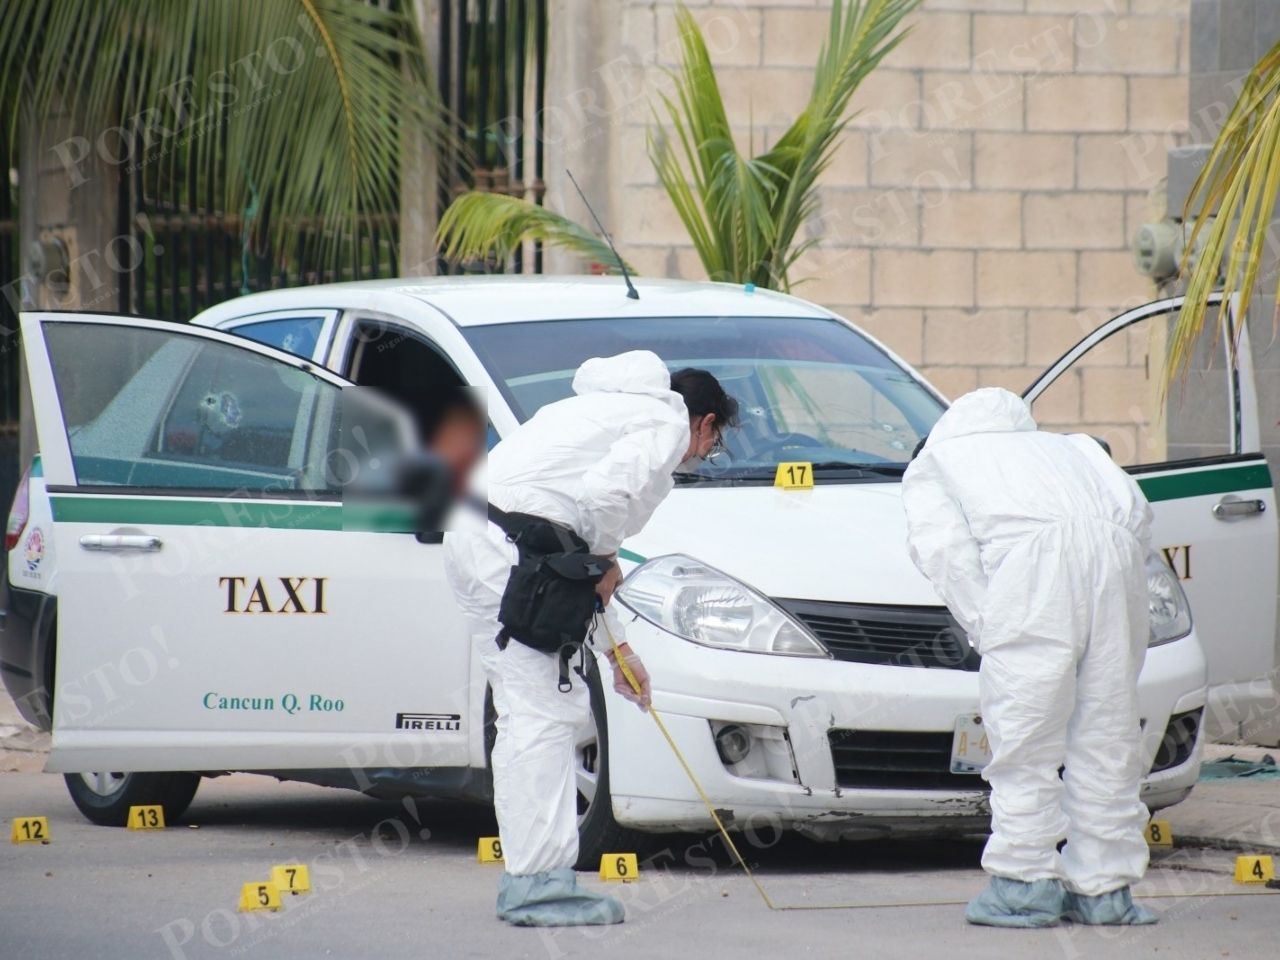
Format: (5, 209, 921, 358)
(600, 615, 1278, 912)
(602, 614, 776, 909)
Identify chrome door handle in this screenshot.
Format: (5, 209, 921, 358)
(79, 534, 163, 551)
(1212, 498, 1266, 520)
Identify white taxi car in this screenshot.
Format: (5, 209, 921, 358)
(2, 278, 1274, 864)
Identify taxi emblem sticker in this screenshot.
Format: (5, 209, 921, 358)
(23, 528, 44, 571)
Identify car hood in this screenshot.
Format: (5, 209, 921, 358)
(623, 483, 942, 606)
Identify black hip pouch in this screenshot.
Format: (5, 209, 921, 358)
(488, 504, 614, 689)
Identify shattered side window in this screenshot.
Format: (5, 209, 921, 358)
(161, 348, 313, 470)
(42, 321, 339, 492)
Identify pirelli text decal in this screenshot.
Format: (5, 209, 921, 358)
(395, 712, 462, 732)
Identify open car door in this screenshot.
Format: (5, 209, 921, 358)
(20, 312, 474, 778)
(1024, 294, 1278, 743)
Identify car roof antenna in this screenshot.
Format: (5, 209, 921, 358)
(566, 168, 639, 300)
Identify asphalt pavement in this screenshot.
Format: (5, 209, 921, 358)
(5, 685, 1280, 958)
(2, 768, 1278, 960)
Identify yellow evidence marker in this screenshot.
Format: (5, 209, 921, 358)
(478, 837, 504, 863)
(1144, 820, 1172, 847)
(271, 864, 311, 895)
(774, 462, 814, 491)
(10, 816, 50, 844)
(600, 853, 639, 882)
(238, 881, 283, 912)
(128, 805, 165, 830)
(1234, 855, 1275, 885)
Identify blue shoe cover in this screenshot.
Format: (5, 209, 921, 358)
(496, 868, 625, 927)
(1064, 887, 1157, 925)
(965, 877, 1066, 928)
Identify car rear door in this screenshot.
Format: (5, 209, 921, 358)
(21, 312, 472, 775)
(1024, 294, 1278, 742)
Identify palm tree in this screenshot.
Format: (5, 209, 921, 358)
(436, 0, 920, 291)
(1171, 40, 1280, 379)
(0, 0, 447, 274)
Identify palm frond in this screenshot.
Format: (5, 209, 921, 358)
(434, 0, 918, 289)
(759, 0, 920, 290)
(436, 192, 634, 274)
(0, 0, 448, 274)
(1171, 38, 1280, 382)
(648, 0, 920, 290)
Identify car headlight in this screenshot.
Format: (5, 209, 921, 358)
(1147, 551, 1192, 646)
(616, 555, 829, 657)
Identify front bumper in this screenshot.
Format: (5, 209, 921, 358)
(604, 614, 1207, 839)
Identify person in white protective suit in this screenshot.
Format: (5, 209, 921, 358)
(902, 387, 1157, 928)
(444, 351, 737, 927)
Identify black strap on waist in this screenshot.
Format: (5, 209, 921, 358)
(487, 502, 587, 556)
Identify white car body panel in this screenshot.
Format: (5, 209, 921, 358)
(626, 485, 937, 606)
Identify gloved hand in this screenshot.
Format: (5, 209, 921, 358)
(607, 644, 650, 711)
(595, 561, 623, 606)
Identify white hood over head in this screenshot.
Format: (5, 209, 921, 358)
(572, 350, 686, 414)
(925, 387, 1036, 448)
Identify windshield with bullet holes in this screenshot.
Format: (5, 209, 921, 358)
(464, 316, 945, 482)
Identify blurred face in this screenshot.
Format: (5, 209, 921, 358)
(430, 408, 485, 495)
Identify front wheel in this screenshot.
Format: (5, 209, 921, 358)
(64, 771, 201, 826)
(573, 655, 653, 869)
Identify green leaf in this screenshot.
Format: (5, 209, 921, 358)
(647, 0, 920, 290)
(437, 192, 635, 274)
(0, 0, 449, 276)
(433, 0, 919, 291)
(1172, 38, 1280, 386)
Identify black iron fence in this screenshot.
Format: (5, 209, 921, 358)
(118, 0, 549, 318)
(121, 204, 402, 324)
(439, 0, 548, 273)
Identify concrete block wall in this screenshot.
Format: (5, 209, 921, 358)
(550, 0, 1192, 462)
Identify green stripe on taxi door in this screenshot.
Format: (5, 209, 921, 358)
(1133, 461, 1272, 503)
(49, 496, 418, 532)
(45, 459, 1274, 530)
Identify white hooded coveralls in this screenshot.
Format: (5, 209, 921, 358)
(444, 351, 690, 876)
(901, 388, 1154, 897)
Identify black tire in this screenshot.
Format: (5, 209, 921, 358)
(573, 655, 653, 870)
(64, 771, 202, 827)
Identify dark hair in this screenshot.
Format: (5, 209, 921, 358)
(421, 387, 485, 443)
(670, 368, 739, 429)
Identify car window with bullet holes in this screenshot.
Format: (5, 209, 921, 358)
(42, 321, 340, 492)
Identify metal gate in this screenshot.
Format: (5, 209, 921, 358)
(121, 0, 549, 320)
(120, 101, 402, 324)
(438, 0, 549, 273)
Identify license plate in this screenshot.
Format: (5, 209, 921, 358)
(950, 714, 992, 774)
